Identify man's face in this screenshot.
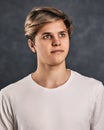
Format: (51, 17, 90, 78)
(34, 19, 70, 66)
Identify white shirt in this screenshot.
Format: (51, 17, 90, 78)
(0, 70, 104, 130)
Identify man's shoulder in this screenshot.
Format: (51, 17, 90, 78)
(0, 74, 32, 96)
(71, 70, 104, 90)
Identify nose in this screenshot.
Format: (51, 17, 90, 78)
(52, 37, 61, 46)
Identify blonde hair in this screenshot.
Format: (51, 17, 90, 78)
(24, 7, 73, 40)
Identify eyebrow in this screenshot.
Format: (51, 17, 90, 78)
(42, 29, 68, 35)
(59, 30, 68, 33)
(42, 32, 51, 35)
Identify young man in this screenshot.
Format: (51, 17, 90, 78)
(0, 7, 104, 130)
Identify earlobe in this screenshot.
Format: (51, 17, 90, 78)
(28, 39, 36, 53)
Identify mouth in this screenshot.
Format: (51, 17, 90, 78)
(51, 50, 64, 53)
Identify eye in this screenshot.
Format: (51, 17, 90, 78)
(42, 34, 52, 39)
(59, 32, 66, 38)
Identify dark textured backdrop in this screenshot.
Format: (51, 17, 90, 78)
(0, 0, 104, 89)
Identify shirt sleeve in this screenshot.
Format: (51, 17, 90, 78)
(0, 90, 14, 130)
(91, 83, 104, 130)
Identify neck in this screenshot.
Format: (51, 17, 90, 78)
(32, 62, 71, 88)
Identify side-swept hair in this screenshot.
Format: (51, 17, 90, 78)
(24, 7, 73, 40)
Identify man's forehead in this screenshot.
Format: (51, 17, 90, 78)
(38, 20, 67, 33)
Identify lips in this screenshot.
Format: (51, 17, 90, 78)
(51, 50, 64, 53)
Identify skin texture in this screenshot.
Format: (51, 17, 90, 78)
(28, 20, 71, 88)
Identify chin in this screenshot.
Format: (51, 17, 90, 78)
(48, 60, 65, 66)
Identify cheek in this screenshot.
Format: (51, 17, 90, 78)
(63, 39, 70, 50)
(36, 44, 49, 56)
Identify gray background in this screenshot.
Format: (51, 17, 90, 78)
(0, 0, 104, 89)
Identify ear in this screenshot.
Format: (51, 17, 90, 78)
(28, 39, 36, 53)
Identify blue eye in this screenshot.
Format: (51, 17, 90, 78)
(59, 33, 65, 37)
(43, 34, 52, 39)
